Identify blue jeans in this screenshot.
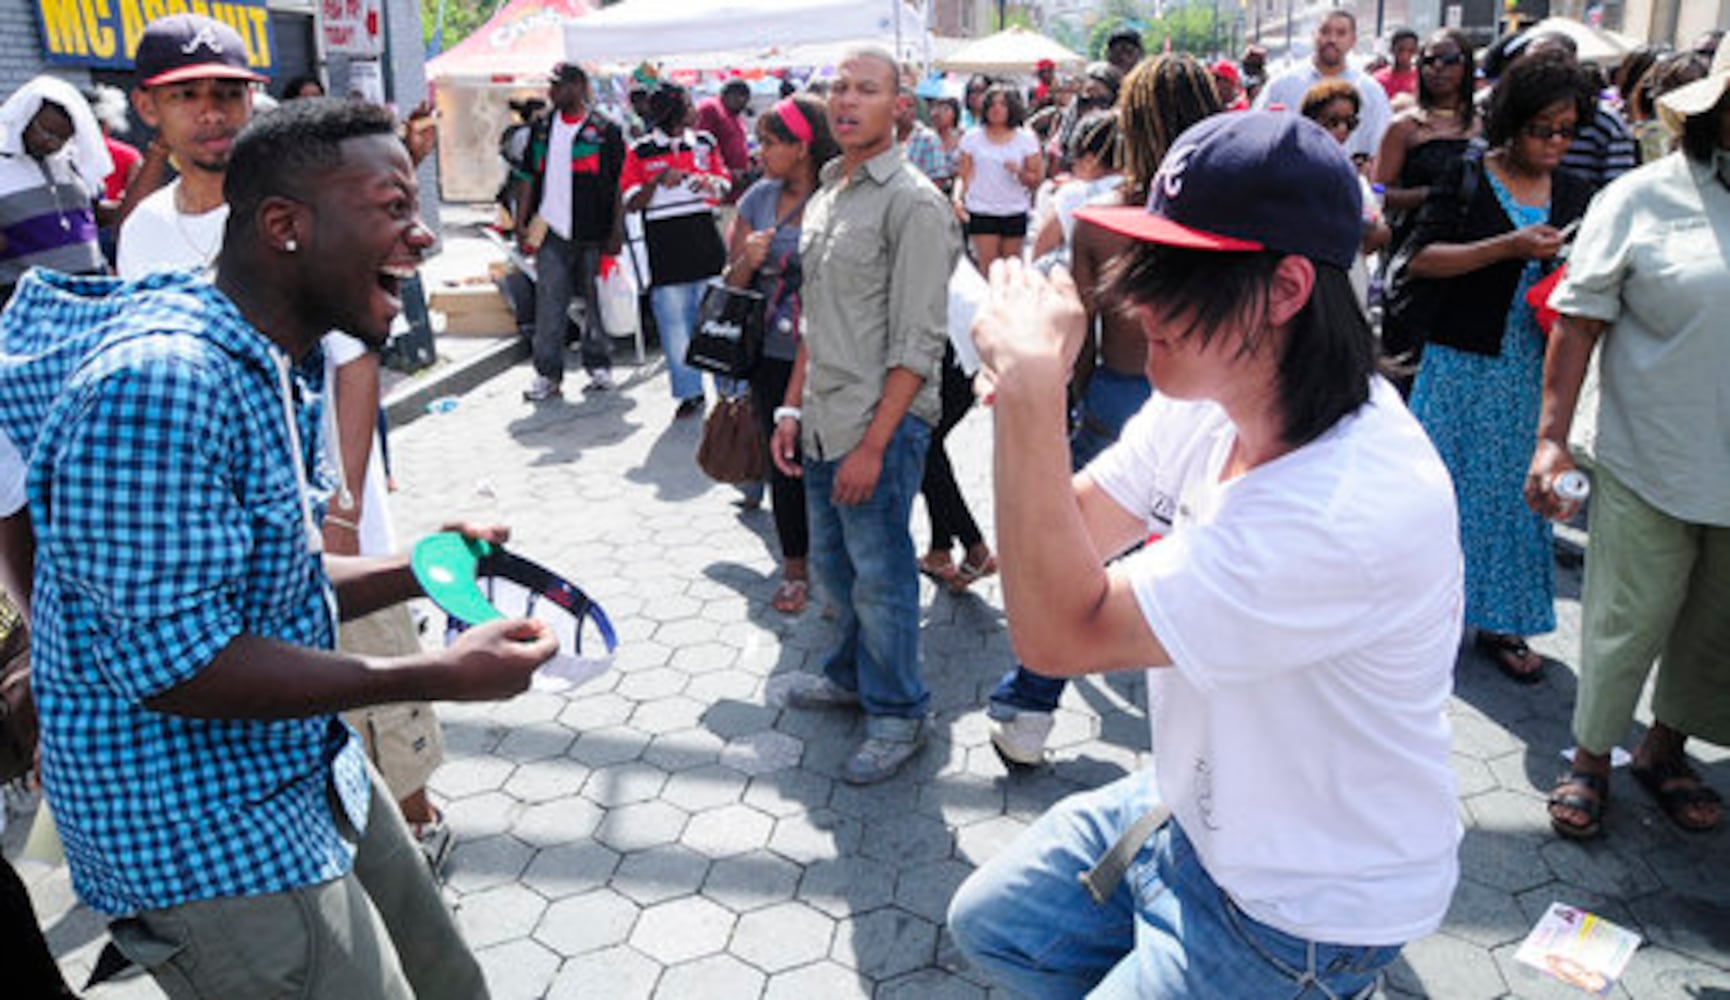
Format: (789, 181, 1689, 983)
(948, 774, 1401, 999)
(803, 416, 931, 740)
(649, 280, 708, 401)
(992, 369, 1154, 716)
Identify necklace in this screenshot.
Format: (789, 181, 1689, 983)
(172, 185, 222, 270)
(33, 159, 73, 231)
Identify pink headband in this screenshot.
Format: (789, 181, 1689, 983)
(774, 98, 814, 146)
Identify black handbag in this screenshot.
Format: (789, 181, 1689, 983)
(685, 278, 765, 378)
(1382, 145, 1485, 363)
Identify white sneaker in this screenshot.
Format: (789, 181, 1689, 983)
(585, 369, 615, 391)
(990, 710, 1055, 767)
(522, 375, 561, 402)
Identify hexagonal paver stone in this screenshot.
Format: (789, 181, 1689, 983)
(430, 754, 516, 800)
(511, 796, 605, 848)
(859, 813, 954, 867)
(662, 763, 750, 813)
(703, 852, 805, 913)
(1384, 932, 1509, 999)
(442, 790, 524, 842)
(613, 845, 711, 906)
(473, 938, 560, 1000)
(594, 800, 690, 853)
(582, 760, 671, 808)
(617, 666, 689, 702)
(916, 774, 1005, 829)
(495, 722, 575, 762)
(558, 692, 634, 731)
(831, 907, 938, 981)
(520, 841, 621, 900)
(668, 641, 740, 674)
(798, 856, 897, 918)
(1438, 877, 1532, 949)
(762, 959, 874, 1000)
(568, 724, 651, 768)
(455, 883, 547, 950)
(544, 945, 661, 1000)
(629, 895, 736, 965)
(444, 834, 536, 895)
(489, 691, 567, 727)
(701, 699, 781, 740)
(878, 967, 990, 1000)
(533, 888, 639, 957)
(768, 808, 860, 866)
(654, 953, 766, 1000)
(683, 803, 776, 858)
(720, 730, 805, 776)
(503, 757, 590, 804)
(731, 901, 836, 973)
(1455, 825, 1553, 895)
(894, 859, 975, 925)
(630, 695, 708, 735)
(955, 815, 1029, 865)
(642, 729, 728, 772)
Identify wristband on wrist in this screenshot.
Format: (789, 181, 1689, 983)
(773, 406, 802, 424)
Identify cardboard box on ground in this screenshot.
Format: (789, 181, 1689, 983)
(429, 271, 518, 336)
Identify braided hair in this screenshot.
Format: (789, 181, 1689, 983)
(1117, 54, 1222, 203)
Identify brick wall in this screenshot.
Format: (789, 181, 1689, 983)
(0, 0, 94, 98)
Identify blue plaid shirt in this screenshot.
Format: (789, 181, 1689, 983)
(0, 269, 370, 917)
(903, 122, 949, 183)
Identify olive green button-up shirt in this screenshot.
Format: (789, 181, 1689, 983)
(798, 145, 960, 460)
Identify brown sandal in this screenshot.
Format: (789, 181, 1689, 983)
(1548, 771, 1608, 840)
(1630, 758, 1722, 832)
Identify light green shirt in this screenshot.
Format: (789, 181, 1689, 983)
(798, 145, 960, 460)
(1550, 152, 1730, 526)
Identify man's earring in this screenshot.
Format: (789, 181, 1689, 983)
(284, 238, 298, 253)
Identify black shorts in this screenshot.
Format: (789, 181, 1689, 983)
(965, 211, 1029, 238)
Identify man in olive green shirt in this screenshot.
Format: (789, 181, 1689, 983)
(770, 47, 960, 784)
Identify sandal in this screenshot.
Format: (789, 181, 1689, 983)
(1548, 771, 1608, 840)
(1630, 757, 1722, 833)
(919, 552, 957, 584)
(948, 554, 998, 594)
(1474, 631, 1544, 684)
(771, 578, 809, 615)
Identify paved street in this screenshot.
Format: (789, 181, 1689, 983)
(10, 339, 1730, 999)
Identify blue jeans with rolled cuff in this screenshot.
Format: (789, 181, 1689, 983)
(803, 415, 931, 741)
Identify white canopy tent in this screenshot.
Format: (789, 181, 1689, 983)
(564, 0, 930, 70)
(1526, 16, 1642, 65)
(934, 26, 1084, 75)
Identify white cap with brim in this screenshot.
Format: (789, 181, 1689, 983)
(1658, 42, 1730, 135)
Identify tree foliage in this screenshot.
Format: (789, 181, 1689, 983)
(1081, 0, 1223, 62)
(421, 0, 506, 54)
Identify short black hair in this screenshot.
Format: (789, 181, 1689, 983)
(1484, 51, 1595, 148)
(1320, 8, 1356, 32)
(224, 97, 397, 237)
(1390, 27, 1419, 47)
(1105, 245, 1377, 448)
(721, 79, 751, 98)
(276, 74, 324, 100)
(1066, 109, 1120, 169)
(646, 84, 689, 130)
(1108, 27, 1143, 49)
(1680, 90, 1730, 163)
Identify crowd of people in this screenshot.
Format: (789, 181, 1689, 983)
(0, 6, 1726, 998)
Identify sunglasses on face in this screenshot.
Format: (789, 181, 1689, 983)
(1421, 52, 1468, 68)
(1522, 123, 1577, 141)
(1323, 114, 1360, 131)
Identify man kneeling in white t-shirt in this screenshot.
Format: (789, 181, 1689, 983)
(947, 111, 1464, 998)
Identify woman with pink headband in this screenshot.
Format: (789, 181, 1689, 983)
(723, 93, 839, 615)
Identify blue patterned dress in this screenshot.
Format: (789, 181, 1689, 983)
(1409, 171, 1556, 637)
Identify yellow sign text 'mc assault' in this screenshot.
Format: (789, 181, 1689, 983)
(37, 0, 273, 70)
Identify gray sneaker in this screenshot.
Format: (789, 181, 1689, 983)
(782, 673, 860, 710)
(843, 729, 926, 785)
(989, 709, 1055, 767)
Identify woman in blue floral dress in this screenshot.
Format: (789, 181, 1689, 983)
(1405, 53, 1597, 682)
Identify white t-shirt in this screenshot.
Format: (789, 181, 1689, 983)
(959, 126, 1040, 216)
(1087, 377, 1463, 945)
(537, 114, 580, 241)
(116, 181, 228, 279)
(322, 333, 396, 557)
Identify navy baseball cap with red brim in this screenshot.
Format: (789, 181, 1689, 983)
(135, 14, 268, 88)
(1075, 111, 1362, 270)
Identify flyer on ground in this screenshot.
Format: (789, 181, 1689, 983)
(1513, 901, 1642, 996)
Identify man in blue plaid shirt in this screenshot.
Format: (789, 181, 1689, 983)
(0, 99, 556, 999)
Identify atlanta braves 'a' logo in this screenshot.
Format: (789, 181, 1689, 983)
(1153, 142, 1195, 205)
(181, 22, 226, 55)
